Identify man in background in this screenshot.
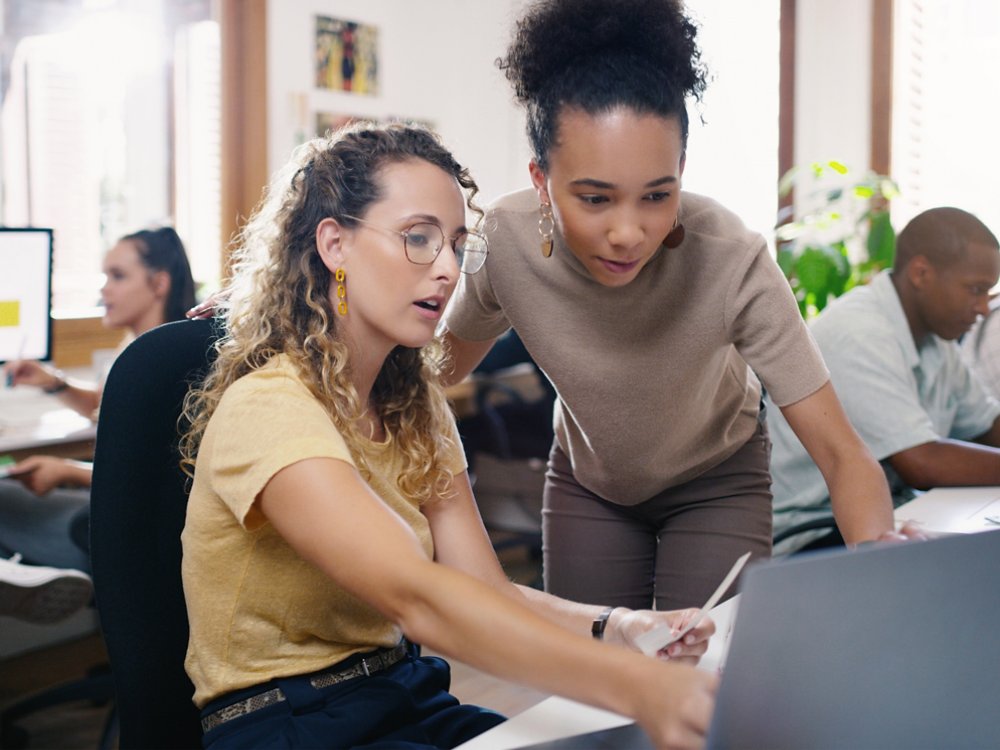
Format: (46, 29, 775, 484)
(768, 206, 1000, 553)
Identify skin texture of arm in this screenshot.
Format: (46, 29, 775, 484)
(441, 329, 497, 386)
(422, 469, 714, 663)
(887, 432, 1000, 489)
(779, 382, 903, 545)
(11, 456, 92, 494)
(258, 456, 717, 749)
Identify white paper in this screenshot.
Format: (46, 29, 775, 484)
(634, 551, 751, 656)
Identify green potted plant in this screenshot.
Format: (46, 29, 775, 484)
(775, 160, 900, 317)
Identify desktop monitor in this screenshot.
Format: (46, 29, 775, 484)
(0, 227, 53, 364)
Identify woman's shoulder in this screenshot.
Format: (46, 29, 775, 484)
(218, 355, 311, 409)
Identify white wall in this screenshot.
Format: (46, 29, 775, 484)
(683, 0, 781, 243)
(265, 0, 875, 235)
(266, 0, 532, 206)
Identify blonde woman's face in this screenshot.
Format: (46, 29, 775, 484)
(532, 108, 685, 288)
(338, 159, 464, 352)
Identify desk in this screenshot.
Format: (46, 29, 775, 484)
(455, 596, 740, 750)
(894, 485, 1000, 534)
(0, 385, 97, 461)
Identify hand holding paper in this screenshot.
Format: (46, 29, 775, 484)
(634, 551, 751, 657)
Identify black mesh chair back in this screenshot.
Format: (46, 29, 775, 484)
(90, 318, 221, 750)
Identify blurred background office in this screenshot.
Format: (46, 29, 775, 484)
(2, 0, 998, 360)
(1, 0, 999, 746)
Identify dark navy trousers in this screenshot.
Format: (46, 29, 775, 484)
(200, 647, 506, 749)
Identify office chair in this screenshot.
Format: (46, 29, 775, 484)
(89, 317, 221, 750)
(0, 639, 114, 750)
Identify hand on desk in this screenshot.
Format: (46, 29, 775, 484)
(858, 521, 929, 547)
(611, 607, 715, 665)
(6, 455, 93, 495)
(3, 359, 64, 391)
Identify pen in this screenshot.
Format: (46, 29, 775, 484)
(6, 335, 26, 388)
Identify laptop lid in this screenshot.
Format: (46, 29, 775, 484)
(707, 530, 1000, 749)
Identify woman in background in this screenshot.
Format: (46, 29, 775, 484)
(0, 227, 195, 623)
(179, 121, 716, 750)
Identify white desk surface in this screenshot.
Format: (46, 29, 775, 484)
(456, 595, 740, 750)
(894, 486, 1000, 535)
(0, 377, 97, 456)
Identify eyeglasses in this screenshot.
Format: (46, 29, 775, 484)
(343, 216, 489, 274)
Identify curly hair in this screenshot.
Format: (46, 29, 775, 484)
(179, 121, 482, 504)
(497, 0, 709, 170)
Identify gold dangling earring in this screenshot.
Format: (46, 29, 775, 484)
(663, 212, 685, 249)
(538, 202, 555, 258)
(335, 268, 347, 315)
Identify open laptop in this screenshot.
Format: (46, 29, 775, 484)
(518, 530, 1000, 749)
(707, 529, 1000, 749)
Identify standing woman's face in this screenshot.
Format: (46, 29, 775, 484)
(100, 239, 169, 335)
(530, 108, 685, 288)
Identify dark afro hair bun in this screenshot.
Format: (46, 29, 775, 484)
(499, 0, 708, 106)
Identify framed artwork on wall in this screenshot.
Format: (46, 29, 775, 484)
(315, 16, 378, 94)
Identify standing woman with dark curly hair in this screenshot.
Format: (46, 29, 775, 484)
(179, 121, 718, 750)
(443, 0, 920, 612)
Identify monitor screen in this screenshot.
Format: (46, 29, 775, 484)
(0, 227, 53, 364)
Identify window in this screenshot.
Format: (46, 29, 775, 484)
(0, 0, 219, 313)
(892, 0, 1000, 234)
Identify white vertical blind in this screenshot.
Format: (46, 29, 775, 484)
(174, 19, 221, 294)
(892, 0, 1000, 235)
(2, 33, 107, 310)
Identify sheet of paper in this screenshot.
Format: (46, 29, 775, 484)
(894, 486, 1000, 535)
(697, 593, 740, 674)
(634, 551, 751, 657)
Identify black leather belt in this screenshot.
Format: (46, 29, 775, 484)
(201, 642, 409, 733)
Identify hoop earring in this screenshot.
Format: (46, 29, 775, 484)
(538, 202, 555, 258)
(663, 213, 685, 249)
(335, 268, 347, 315)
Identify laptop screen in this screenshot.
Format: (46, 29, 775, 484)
(707, 530, 1000, 749)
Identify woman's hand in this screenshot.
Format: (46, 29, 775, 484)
(868, 521, 928, 545)
(9, 456, 92, 495)
(633, 660, 718, 749)
(186, 289, 229, 320)
(2, 359, 63, 391)
(611, 607, 715, 664)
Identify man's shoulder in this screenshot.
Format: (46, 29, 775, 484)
(811, 284, 894, 341)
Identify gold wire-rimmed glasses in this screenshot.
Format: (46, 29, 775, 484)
(342, 215, 489, 274)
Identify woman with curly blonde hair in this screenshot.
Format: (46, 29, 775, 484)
(178, 121, 717, 749)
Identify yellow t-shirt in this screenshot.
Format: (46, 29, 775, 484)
(181, 354, 465, 707)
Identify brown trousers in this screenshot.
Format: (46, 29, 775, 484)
(542, 421, 773, 612)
